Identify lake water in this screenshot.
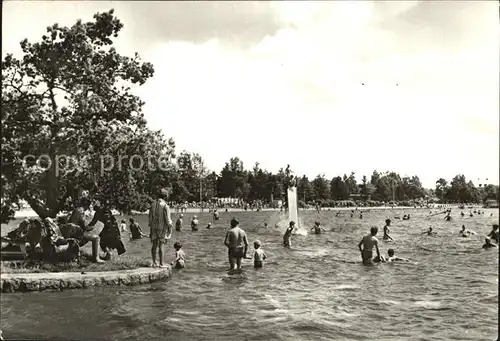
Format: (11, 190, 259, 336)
(1, 208, 498, 340)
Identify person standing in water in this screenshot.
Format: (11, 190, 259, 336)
(191, 215, 199, 231)
(224, 218, 249, 270)
(253, 240, 267, 268)
(175, 214, 183, 231)
(383, 219, 394, 241)
(129, 218, 146, 240)
(171, 241, 186, 268)
(358, 226, 381, 265)
(283, 221, 296, 248)
(148, 189, 173, 268)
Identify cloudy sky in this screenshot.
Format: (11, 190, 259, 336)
(3, 1, 499, 188)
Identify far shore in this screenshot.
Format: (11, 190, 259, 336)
(10, 204, 484, 219)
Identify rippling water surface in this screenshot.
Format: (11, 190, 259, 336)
(1, 209, 498, 340)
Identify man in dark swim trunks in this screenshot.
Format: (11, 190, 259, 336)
(224, 218, 249, 270)
(358, 226, 381, 265)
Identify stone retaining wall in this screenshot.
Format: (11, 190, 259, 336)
(0, 266, 172, 293)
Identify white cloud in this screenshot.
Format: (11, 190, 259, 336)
(3, 1, 498, 187)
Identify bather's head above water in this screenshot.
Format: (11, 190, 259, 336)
(230, 218, 239, 228)
(370, 226, 378, 236)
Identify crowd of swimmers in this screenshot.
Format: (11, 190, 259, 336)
(121, 190, 498, 270)
(174, 211, 498, 270)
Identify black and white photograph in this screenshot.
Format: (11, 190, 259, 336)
(1, 1, 498, 340)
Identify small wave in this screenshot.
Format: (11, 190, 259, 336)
(378, 299, 402, 306)
(264, 294, 283, 308)
(414, 300, 450, 310)
(332, 284, 359, 290)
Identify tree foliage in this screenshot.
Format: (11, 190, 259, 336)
(1, 10, 172, 218)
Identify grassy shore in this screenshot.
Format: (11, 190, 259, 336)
(0, 254, 150, 274)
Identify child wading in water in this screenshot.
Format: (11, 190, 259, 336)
(253, 240, 267, 268)
(171, 241, 186, 269)
(120, 219, 127, 232)
(191, 215, 199, 231)
(129, 218, 146, 240)
(311, 221, 326, 234)
(283, 221, 296, 248)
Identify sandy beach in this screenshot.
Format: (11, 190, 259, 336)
(12, 204, 478, 219)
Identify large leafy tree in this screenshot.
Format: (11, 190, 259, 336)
(1, 10, 174, 219)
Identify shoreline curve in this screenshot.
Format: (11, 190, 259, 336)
(0, 266, 172, 293)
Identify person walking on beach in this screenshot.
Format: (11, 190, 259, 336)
(224, 218, 249, 270)
(148, 189, 173, 268)
(358, 226, 381, 265)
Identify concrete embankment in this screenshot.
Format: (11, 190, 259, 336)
(0, 266, 171, 293)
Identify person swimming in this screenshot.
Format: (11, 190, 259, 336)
(445, 213, 452, 221)
(482, 238, 497, 249)
(460, 211, 465, 217)
(383, 219, 394, 241)
(358, 226, 381, 265)
(459, 225, 476, 237)
(310, 221, 326, 234)
(206, 222, 212, 229)
(384, 248, 409, 262)
(422, 226, 437, 236)
(487, 224, 499, 243)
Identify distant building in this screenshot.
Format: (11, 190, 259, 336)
(349, 193, 370, 201)
(483, 199, 499, 208)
